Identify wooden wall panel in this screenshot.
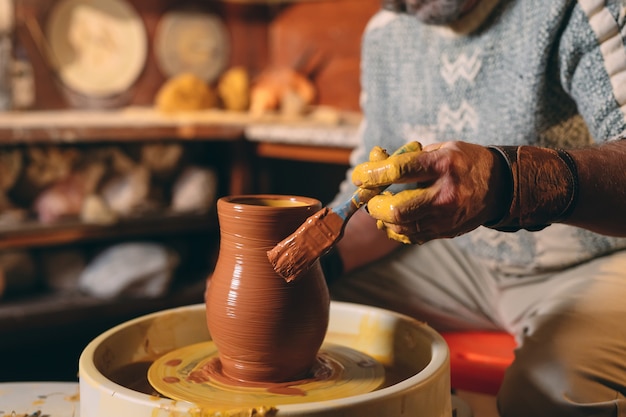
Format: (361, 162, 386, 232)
(13, 0, 381, 111)
(268, 0, 381, 111)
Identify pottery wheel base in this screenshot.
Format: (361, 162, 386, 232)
(148, 341, 386, 409)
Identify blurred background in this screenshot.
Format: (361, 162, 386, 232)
(0, 0, 379, 382)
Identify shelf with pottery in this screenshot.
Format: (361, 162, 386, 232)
(0, 106, 359, 249)
(0, 106, 361, 144)
(0, 107, 359, 240)
(0, 146, 234, 256)
(0, 210, 217, 251)
(0, 109, 232, 343)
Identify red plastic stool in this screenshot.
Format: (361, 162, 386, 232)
(441, 331, 516, 396)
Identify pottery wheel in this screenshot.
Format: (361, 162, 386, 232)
(148, 341, 386, 409)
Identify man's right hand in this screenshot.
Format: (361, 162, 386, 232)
(352, 141, 508, 244)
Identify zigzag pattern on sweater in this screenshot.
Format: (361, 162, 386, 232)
(440, 50, 483, 86)
(437, 101, 479, 134)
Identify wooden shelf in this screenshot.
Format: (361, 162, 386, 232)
(0, 107, 362, 146)
(0, 108, 247, 144)
(254, 142, 352, 164)
(0, 211, 216, 250)
(0, 123, 246, 144)
(0, 280, 207, 355)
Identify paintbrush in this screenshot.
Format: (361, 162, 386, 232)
(267, 141, 421, 282)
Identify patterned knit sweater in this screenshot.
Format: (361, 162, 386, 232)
(333, 0, 626, 274)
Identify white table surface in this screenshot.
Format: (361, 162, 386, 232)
(0, 381, 471, 417)
(0, 381, 80, 416)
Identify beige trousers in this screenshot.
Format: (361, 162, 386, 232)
(330, 239, 626, 417)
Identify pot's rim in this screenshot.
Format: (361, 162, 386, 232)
(218, 194, 322, 209)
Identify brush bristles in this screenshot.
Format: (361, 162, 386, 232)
(268, 208, 345, 282)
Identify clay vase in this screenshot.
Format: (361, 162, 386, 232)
(205, 195, 330, 383)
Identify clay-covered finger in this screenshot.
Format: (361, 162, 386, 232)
(352, 150, 423, 188)
(368, 146, 390, 162)
(376, 219, 423, 244)
(367, 189, 431, 224)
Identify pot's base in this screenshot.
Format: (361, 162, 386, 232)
(147, 341, 385, 408)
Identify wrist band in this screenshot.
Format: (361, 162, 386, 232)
(485, 145, 579, 232)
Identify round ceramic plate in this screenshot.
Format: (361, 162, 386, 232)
(45, 0, 148, 97)
(148, 341, 385, 409)
(154, 9, 229, 83)
(0, 382, 80, 417)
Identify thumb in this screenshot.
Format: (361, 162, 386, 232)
(367, 188, 432, 223)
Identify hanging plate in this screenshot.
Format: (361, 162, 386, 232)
(154, 9, 230, 84)
(45, 0, 148, 98)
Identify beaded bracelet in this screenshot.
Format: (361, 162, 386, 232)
(485, 145, 579, 232)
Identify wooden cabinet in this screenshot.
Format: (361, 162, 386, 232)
(0, 108, 249, 247)
(0, 0, 376, 382)
(0, 107, 358, 382)
(0, 110, 249, 381)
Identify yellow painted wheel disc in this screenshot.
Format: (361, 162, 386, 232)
(148, 341, 385, 409)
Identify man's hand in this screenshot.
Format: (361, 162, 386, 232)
(352, 141, 507, 244)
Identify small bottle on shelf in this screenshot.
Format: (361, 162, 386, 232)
(0, 0, 13, 111)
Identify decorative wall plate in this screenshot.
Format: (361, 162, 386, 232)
(154, 9, 230, 84)
(45, 0, 148, 98)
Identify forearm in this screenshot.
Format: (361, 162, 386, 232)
(566, 139, 626, 236)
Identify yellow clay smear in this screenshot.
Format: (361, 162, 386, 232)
(370, 190, 421, 244)
(376, 219, 412, 244)
(353, 147, 422, 188)
(148, 341, 385, 410)
(370, 186, 430, 222)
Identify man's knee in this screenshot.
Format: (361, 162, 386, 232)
(497, 343, 623, 417)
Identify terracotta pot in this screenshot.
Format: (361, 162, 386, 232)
(206, 194, 330, 383)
